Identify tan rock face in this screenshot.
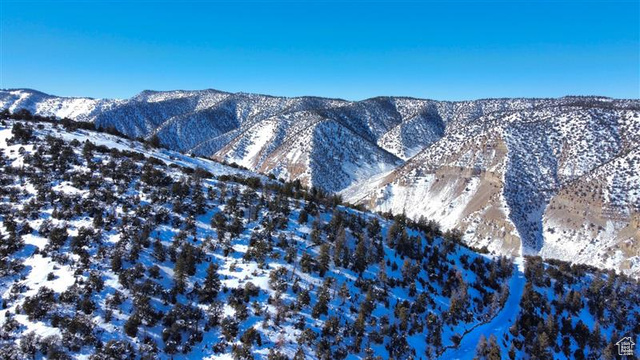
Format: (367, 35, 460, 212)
(344, 105, 640, 277)
(540, 147, 640, 276)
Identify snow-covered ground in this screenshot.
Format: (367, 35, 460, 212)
(443, 257, 525, 359)
(0, 120, 518, 359)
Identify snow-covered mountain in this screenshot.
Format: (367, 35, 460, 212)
(1, 89, 639, 277)
(0, 89, 121, 121)
(0, 118, 638, 360)
(343, 101, 640, 277)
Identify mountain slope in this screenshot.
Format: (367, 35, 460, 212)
(0, 89, 120, 122)
(2, 89, 577, 192)
(343, 103, 640, 276)
(1, 89, 639, 277)
(0, 118, 638, 360)
(0, 119, 516, 359)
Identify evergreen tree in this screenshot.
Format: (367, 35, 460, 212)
(147, 134, 161, 148)
(474, 334, 501, 360)
(318, 244, 330, 277)
(312, 278, 332, 318)
(298, 209, 308, 224)
(200, 263, 221, 303)
(93, 211, 104, 228)
(334, 226, 346, 267)
(123, 315, 141, 338)
(367, 217, 381, 239)
(211, 212, 227, 241)
(353, 239, 368, 274)
(153, 239, 166, 262)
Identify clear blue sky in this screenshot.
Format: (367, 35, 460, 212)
(1, 0, 639, 100)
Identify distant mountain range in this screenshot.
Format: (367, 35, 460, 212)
(2, 88, 638, 276)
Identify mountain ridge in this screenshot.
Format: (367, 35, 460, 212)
(3, 87, 630, 104)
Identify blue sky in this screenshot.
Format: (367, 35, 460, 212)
(1, 0, 638, 100)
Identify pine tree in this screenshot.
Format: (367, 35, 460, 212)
(544, 314, 557, 339)
(487, 335, 501, 360)
(378, 261, 388, 288)
(192, 182, 207, 215)
(354, 310, 366, 336)
(475, 334, 488, 359)
(318, 244, 330, 277)
(211, 212, 227, 241)
(153, 239, 166, 262)
(353, 239, 368, 274)
(297, 289, 311, 308)
(474, 334, 501, 360)
(111, 252, 123, 272)
(221, 317, 239, 341)
(338, 283, 350, 304)
(310, 221, 322, 245)
(173, 246, 193, 293)
(19, 332, 40, 358)
(589, 321, 602, 351)
(334, 226, 346, 267)
(48, 226, 68, 250)
(123, 314, 141, 338)
(147, 134, 161, 148)
(298, 209, 308, 224)
(312, 278, 332, 318)
(387, 219, 405, 249)
(200, 263, 221, 303)
(367, 217, 381, 239)
(300, 252, 313, 273)
(93, 211, 104, 228)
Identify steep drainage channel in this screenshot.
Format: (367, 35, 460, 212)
(439, 257, 526, 359)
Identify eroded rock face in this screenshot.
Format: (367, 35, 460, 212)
(344, 104, 640, 276)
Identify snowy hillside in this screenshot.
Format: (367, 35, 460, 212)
(1, 89, 639, 277)
(0, 119, 513, 359)
(0, 89, 120, 122)
(343, 102, 640, 277)
(0, 118, 638, 359)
